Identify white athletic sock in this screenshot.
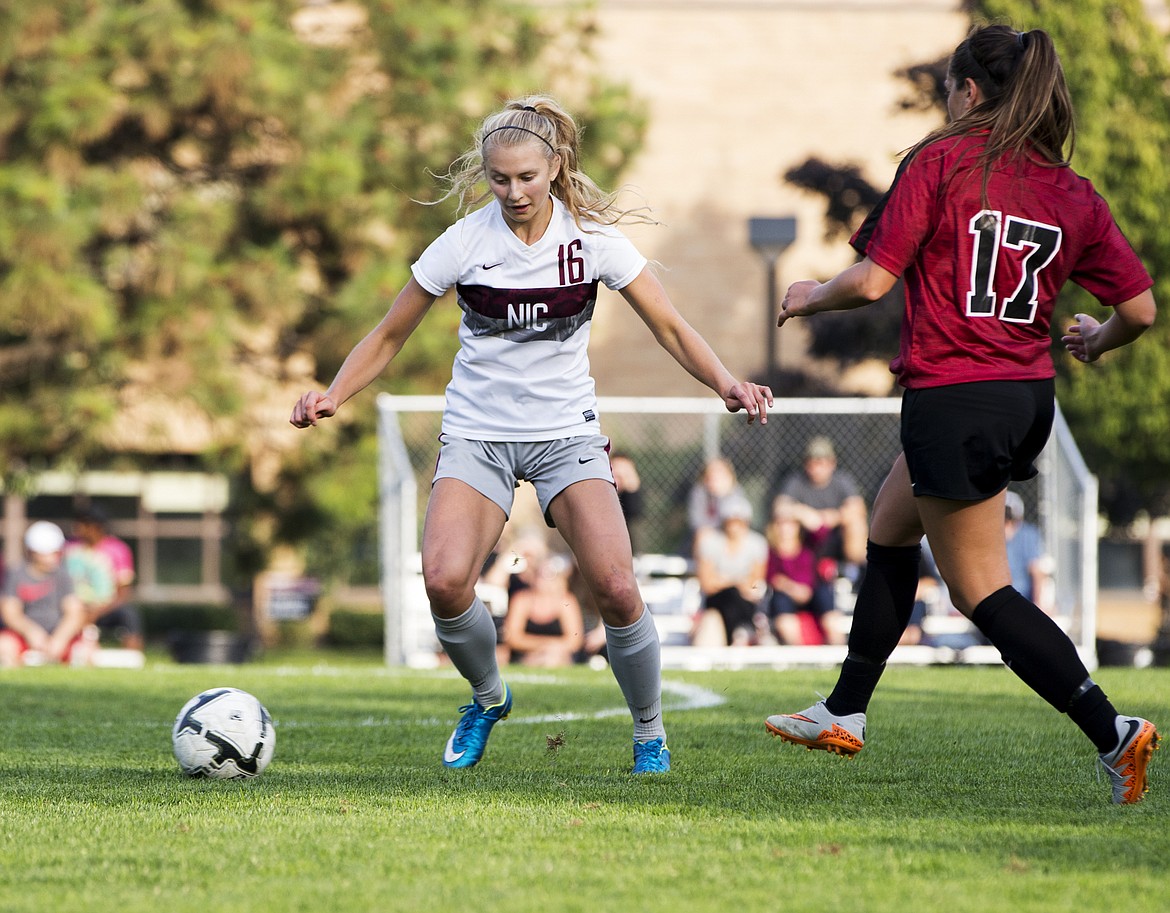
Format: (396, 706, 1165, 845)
(433, 597, 504, 708)
(605, 607, 665, 741)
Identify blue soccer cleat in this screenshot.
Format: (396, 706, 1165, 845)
(632, 737, 671, 774)
(442, 684, 512, 769)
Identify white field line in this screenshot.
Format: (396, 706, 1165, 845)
(508, 679, 725, 726)
(255, 674, 726, 729)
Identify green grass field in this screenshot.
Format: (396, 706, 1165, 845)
(1, 653, 1165, 913)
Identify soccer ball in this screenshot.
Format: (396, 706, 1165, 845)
(172, 687, 275, 779)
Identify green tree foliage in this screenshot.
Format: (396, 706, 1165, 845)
(781, 157, 903, 372)
(973, 0, 1170, 518)
(0, 0, 646, 580)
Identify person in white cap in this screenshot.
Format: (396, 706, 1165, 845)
(693, 494, 768, 646)
(1004, 490, 1054, 614)
(0, 521, 90, 667)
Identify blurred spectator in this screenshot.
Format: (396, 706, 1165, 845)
(502, 553, 585, 667)
(914, 538, 987, 649)
(899, 546, 938, 647)
(692, 494, 768, 646)
(1152, 547, 1170, 653)
(478, 525, 549, 664)
(480, 526, 549, 600)
(610, 451, 645, 554)
(686, 456, 748, 555)
(64, 505, 144, 651)
(1004, 490, 1055, 614)
(764, 500, 845, 645)
(774, 435, 868, 587)
(898, 595, 930, 647)
(1, 522, 92, 668)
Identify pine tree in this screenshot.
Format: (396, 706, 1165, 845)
(0, 1, 645, 579)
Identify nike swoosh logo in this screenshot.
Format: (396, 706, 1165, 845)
(1112, 718, 1141, 759)
(578, 457, 597, 464)
(443, 734, 466, 764)
(481, 262, 504, 270)
(638, 714, 660, 725)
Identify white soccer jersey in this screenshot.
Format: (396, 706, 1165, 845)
(411, 196, 647, 441)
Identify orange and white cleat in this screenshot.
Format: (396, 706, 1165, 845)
(1099, 716, 1159, 804)
(766, 700, 866, 758)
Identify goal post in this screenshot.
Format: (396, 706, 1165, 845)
(376, 393, 1098, 669)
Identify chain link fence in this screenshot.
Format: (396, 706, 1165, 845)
(378, 394, 1097, 668)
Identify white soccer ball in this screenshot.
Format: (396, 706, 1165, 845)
(172, 687, 275, 779)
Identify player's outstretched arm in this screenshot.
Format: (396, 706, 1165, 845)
(1061, 290, 1155, 364)
(619, 268, 773, 424)
(290, 278, 438, 428)
(777, 257, 898, 327)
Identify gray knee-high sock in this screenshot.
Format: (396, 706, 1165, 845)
(605, 608, 665, 741)
(433, 597, 504, 708)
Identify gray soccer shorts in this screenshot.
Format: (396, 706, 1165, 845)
(433, 434, 614, 526)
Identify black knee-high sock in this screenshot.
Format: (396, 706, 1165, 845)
(972, 586, 1119, 752)
(825, 541, 921, 717)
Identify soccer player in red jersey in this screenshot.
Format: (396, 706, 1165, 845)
(764, 25, 1159, 803)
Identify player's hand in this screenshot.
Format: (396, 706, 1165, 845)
(290, 391, 338, 428)
(777, 280, 820, 327)
(1061, 313, 1102, 363)
(723, 381, 773, 425)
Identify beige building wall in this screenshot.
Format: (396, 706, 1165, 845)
(541, 0, 969, 395)
(575, 0, 1170, 396)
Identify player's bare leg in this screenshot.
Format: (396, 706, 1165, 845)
(920, 489, 1160, 802)
(421, 478, 507, 620)
(551, 480, 670, 772)
(423, 479, 512, 768)
(915, 491, 1010, 616)
(768, 453, 924, 755)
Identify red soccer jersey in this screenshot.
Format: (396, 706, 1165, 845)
(851, 134, 1153, 388)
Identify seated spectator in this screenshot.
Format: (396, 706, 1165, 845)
(914, 538, 987, 649)
(609, 451, 645, 554)
(686, 456, 748, 555)
(565, 552, 610, 668)
(1152, 547, 1169, 643)
(692, 494, 768, 646)
(773, 435, 868, 586)
(502, 553, 584, 667)
(1004, 490, 1055, 614)
(898, 558, 935, 647)
(764, 500, 845, 645)
(1, 522, 93, 668)
(898, 599, 930, 647)
(64, 505, 144, 651)
(478, 526, 550, 665)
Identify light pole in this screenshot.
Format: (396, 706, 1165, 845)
(748, 216, 797, 380)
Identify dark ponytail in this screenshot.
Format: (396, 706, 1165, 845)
(906, 25, 1075, 199)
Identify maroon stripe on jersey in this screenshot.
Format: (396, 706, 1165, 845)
(456, 281, 600, 320)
